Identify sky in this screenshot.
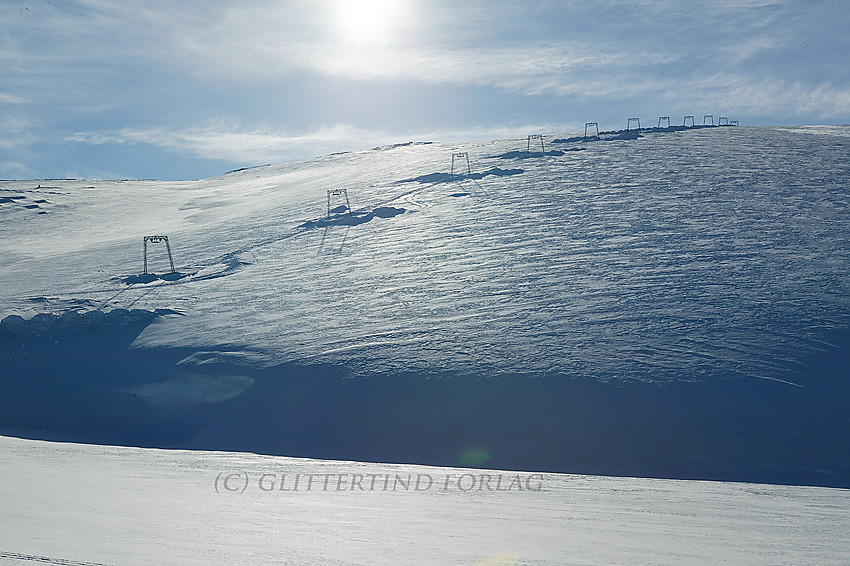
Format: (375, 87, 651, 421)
(2, 0, 849, 181)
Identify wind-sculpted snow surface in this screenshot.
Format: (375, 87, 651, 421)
(2, 126, 850, 486)
(0, 307, 177, 333)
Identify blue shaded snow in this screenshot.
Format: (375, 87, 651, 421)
(298, 206, 406, 229)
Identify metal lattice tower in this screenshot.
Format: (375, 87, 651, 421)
(704, 114, 715, 126)
(657, 116, 671, 128)
(451, 152, 471, 175)
(584, 122, 599, 140)
(527, 134, 545, 153)
(627, 117, 641, 131)
(683, 115, 695, 127)
(327, 188, 351, 217)
(143, 235, 175, 275)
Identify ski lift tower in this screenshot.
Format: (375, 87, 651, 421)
(527, 134, 545, 153)
(584, 122, 600, 140)
(451, 152, 471, 175)
(327, 188, 351, 217)
(143, 235, 176, 275)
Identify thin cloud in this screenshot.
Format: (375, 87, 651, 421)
(0, 116, 39, 150)
(0, 92, 29, 105)
(167, 2, 850, 116)
(3, 1, 849, 179)
(66, 122, 412, 164)
(7, 1, 849, 110)
(0, 161, 34, 180)
(65, 120, 588, 167)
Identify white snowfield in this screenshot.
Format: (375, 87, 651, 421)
(5, 127, 847, 382)
(1, 435, 849, 566)
(2, 125, 850, 562)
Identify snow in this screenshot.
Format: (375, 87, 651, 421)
(3, 126, 850, 485)
(2, 125, 850, 560)
(2, 435, 849, 565)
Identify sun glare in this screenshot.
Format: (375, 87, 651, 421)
(334, 0, 399, 45)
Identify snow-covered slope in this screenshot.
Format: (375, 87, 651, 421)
(2, 435, 849, 566)
(2, 126, 850, 486)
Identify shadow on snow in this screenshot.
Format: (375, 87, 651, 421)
(397, 167, 524, 185)
(299, 206, 406, 229)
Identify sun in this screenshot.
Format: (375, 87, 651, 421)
(334, 0, 399, 45)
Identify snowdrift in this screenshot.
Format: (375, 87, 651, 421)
(2, 125, 850, 487)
